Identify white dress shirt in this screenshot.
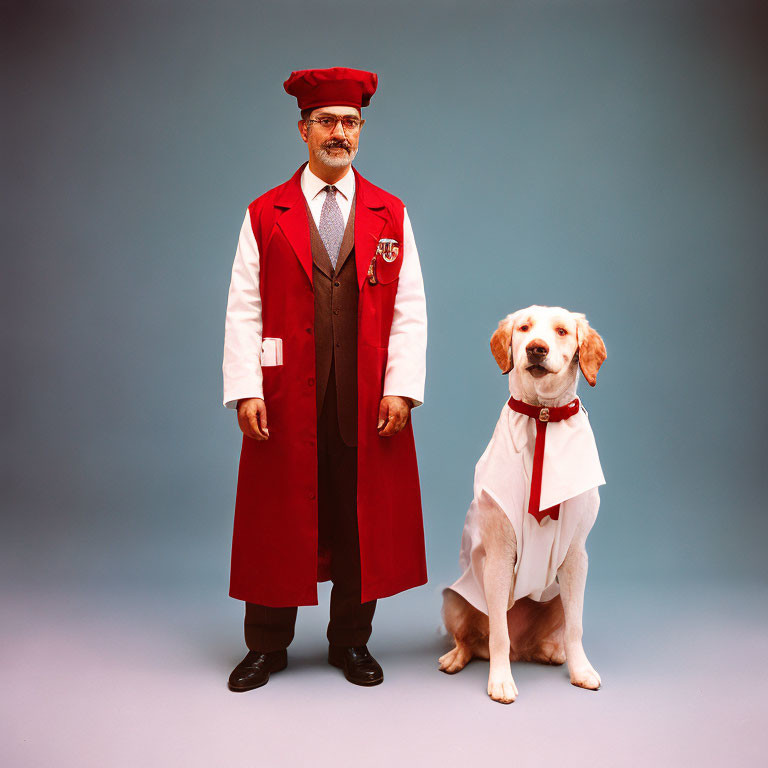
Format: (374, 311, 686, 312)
(301, 164, 354, 228)
(222, 166, 427, 410)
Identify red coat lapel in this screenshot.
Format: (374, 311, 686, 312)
(275, 164, 312, 285)
(353, 168, 389, 289)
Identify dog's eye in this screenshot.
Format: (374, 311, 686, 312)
(556, 328, 567, 336)
(519, 324, 529, 332)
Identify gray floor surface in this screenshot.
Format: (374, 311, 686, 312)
(2, 578, 765, 767)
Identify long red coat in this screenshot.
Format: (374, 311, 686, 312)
(229, 165, 427, 606)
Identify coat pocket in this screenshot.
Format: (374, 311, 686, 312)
(261, 337, 283, 366)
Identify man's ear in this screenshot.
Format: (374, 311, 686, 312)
(298, 119, 309, 143)
(490, 315, 515, 374)
(575, 316, 607, 387)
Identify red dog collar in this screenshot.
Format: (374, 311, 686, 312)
(507, 395, 580, 523)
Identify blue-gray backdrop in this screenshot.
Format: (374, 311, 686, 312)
(5, 3, 768, 766)
(4, 0, 767, 601)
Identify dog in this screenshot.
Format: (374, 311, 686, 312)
(439, 305, 606, 704)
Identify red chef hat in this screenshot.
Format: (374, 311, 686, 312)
(283, 67, 378, 111)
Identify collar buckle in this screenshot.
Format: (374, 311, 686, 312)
(538, 407, 550, 422)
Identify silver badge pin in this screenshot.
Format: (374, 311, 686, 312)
(376, 238, 399, 263)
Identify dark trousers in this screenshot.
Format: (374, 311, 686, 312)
(244, 367, 376, 652)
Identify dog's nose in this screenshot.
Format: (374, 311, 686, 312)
(526, 339, 549, 360)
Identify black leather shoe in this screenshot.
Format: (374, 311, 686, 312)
(328, 645, 383, 687)
(227, 649, 287, 692)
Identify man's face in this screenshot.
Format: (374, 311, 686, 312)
(298, 105, 364, 169)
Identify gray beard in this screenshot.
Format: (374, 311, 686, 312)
(314, 145, 357, 168)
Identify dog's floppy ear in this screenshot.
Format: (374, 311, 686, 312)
(575, 315, 606, 387)
(490, 315, 515, 374)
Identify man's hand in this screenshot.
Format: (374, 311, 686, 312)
(237, 398, 269, 440)
(377, 396, 412, 437)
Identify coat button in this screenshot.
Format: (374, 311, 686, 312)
(334, 281, 340, 287)
(333, 309, 340, 315)
(306, 327, 312, 334)
(309, 492, 316, 500)
(308, 377, 315, 386)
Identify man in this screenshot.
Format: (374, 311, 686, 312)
(222, 67, 428, 691)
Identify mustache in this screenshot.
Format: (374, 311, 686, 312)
(322, 140, 351, 152)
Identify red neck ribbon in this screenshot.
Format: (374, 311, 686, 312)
(507, 395, 580, 523)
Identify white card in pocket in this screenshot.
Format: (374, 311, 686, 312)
(261, 337, 283, 367)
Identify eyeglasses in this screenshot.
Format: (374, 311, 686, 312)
(306, 115, 362, 133)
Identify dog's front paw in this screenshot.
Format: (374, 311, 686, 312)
(569, 663, 601, 690)
(487, 669, 518, 704)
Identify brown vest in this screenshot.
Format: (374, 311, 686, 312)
(308, 198, 358, 446)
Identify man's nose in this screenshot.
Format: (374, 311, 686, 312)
(526, 339, 549, 360)
(331, 120, 347, 139)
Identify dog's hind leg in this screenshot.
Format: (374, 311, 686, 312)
(438, 642, 474, 674)
(530, 626, 566, 666)
(480, 501, 518, 704)
(439, 590, 487, 673)
(508, 596, 566, 665)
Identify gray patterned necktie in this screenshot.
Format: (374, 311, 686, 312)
(319, 185, 344, 269)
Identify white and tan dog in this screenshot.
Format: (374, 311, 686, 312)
(439, 305, 607, 703)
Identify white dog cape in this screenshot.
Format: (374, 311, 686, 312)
(448, 375, 605, 609)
